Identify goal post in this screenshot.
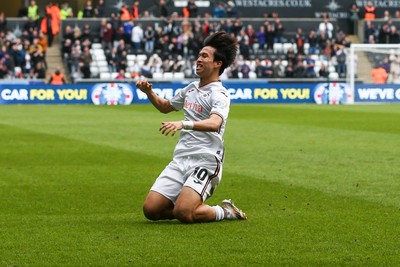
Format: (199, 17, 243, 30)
(348, 43, 400, 102)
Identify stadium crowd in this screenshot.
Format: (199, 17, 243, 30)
(0, 0, 399, 83)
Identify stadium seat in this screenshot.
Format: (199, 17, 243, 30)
(127, 54, 136, 61)
(273, 43, 283, 54)
(283, 43, 293, 53)
(111, 72, 119, 79)
(163, 72, 174, 79)
(173, 72, 185, 79)
(249, 71, 257, 79)
(92, 43, 102, 49)
(152, 72, 163, 80)
(328, 72, 339, 80)
(136, 54, 147, 61)
(100, 72, 111, 79)
(97, 60, 108, 67)
(94, 54, 106, 61)
(99, 66, 109, 73)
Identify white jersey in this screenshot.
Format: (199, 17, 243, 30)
(169, 81, 230, 162)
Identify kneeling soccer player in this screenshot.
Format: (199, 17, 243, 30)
(136, 31, 247, 223)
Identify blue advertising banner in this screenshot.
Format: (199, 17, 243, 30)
(355, 84, 400, 103)
(0, 81, 353, 105)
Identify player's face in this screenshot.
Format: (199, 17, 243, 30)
(196, 46, 220, 78)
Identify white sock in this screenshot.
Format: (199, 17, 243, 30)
(212, 205, 225, 221)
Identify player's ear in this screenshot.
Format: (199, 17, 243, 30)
(214, 60, 222, 68)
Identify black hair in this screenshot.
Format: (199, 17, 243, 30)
(203, 31, 237, 75)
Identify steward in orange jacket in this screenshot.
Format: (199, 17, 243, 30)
(364, 2, 376, 20)
(49, 69, 66, 85)
(40, 2, 60, 47)
(120, 4, 131, 20)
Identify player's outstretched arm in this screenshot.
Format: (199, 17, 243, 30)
(136, 79, 174, 113)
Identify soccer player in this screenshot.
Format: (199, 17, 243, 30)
(136, 31, 247, 224)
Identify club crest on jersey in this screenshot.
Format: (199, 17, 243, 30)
(184, 100, 203, 112)
(91, 83, 133, 105)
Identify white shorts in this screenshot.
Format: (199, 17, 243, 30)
(150, 154, 222, 204)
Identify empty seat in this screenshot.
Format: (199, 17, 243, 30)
(127, 54, 136, 61)
(100, 72, 111, 79)
(136, 54, 147, 61)
(328, 72, 339, 80)
(152, 72, 163, 80)
(92, 43, 102, 49)
(163, 72, 174, 79)
(97, 60, 108, 67)
(173, 72, 185, 79)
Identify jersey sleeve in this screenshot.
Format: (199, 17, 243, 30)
(210, 88, 230, 121)
(169, 85, 190, 111)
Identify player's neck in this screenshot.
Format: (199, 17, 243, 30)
(199, 76, 220, 88)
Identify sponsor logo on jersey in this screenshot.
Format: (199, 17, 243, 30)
(184, 100, 203, 112)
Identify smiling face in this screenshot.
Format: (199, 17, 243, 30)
(195, 46, 221, 78)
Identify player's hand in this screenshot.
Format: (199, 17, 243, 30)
(160, 121, 183, 136)
(136, 79, 152, 94)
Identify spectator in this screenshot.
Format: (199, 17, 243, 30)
(185, 0, 198, 18)
(156, 0, 169, 18)
(83, 0, 95, 18)
(293, 57, 306, 78)
(364, 1, 376, 20)
(318, 63, 329, 78)
(380, 57, 390, 74)
(64, 25, 74, 42)
(378, 23, 390, 43)
(32, 61, 46, 79)
(117, 50, 128, 71)
(335, 46, 347, 78)
(272, 59, 285, 78)
(383, 10, 390, 21)
(60, 1, 73, 20)
(265, 23, 275, 51)
(94, 0, 105, 17)
(123, 21, 134, 44)
(389, 25, 400, 44)
(81, 24, 93, 43)
(240, 60, 251, 78)
(274, 18, 284, 43)
(29, 37, 44, 67)
(305, 54, 316, 78)
(115, 69, 125, 79)
(143, 24, 156, 54)
(318, 18, 334, 39)
(285, 61, 294, 78)
(307, 30, 318, 55)
(131, 23, 144, 53)
(106, 47, 118, 73)
(348, 4, 360, 34)
(364, 20, 376, 43)
(256, 25, 266, 50)
(226, 1, 238, 18)
(295, 27, 305, 55)
(131, 1, 140, 20)
(214, 2, 226, 18)
(101, 21, 113, 51)
(27, 0, 40, 20)
(79, 45, 92, 78)
(388, 51, 400, 83)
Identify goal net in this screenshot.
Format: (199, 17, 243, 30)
(348, 44, 400, 97)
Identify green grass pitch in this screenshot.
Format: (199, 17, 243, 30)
(0, 104, 399, 266)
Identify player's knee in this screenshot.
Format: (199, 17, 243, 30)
(173, 207, 194, 224)
(143, 203, 160, 221)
